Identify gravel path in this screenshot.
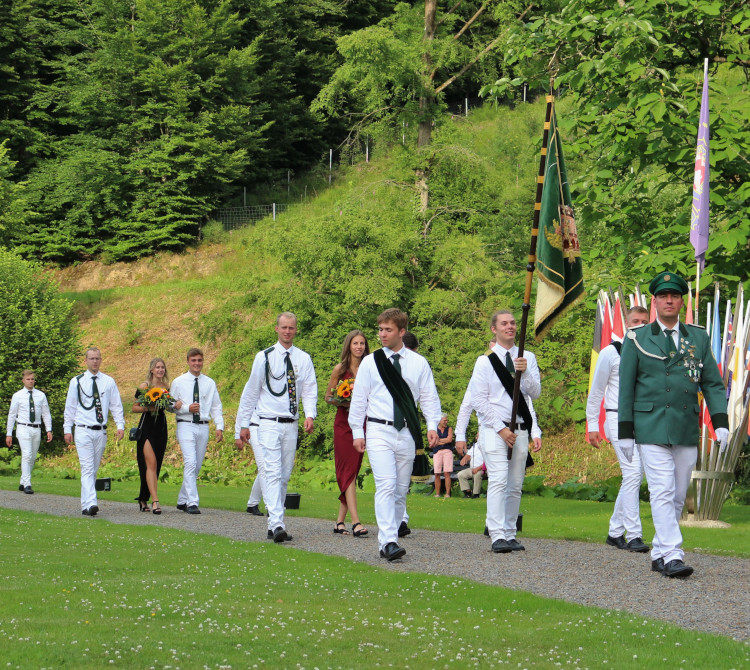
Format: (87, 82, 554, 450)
(2, 489, 748, 641)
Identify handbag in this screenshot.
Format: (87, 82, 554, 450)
(129, 413, 145, 442)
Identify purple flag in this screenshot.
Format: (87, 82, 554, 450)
(690, 60, 710, 270)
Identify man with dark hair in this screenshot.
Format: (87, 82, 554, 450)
(619, 272, 728, 578)
(63, 348, 125, 516)
(349, 308, 441, 560)
(587, 306, 650, 553)
(171, 348, 224, 514)
(467, 311, 541, 553)
(6, 370, 52, 494)
(402, 331, 419, 352)
(238, 312, 318, 542)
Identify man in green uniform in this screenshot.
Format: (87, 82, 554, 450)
(619, 271, 728, 578)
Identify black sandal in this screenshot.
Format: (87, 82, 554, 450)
(152, 501, 161, 515)
(352, 522, 368, 537)
(137, 499, 150, 512)
(333, 522, 350, 535)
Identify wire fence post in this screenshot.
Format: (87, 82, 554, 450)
(329, 149, 332, 185)
(272, 203, 276, 220)
(465, 98, 468, 116)
(366, 136, 369, 163)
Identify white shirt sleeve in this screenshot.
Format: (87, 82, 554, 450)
(455, 386, 474, 442)
(468, 356, 506, 434)
(172, 376, 192, 417)
(6, 393, 19, 436)
(586, 346, 614, 428)
(108, 379, 125, 430)
(41, 392, 52, 431)
(63, 377, 78, 433)
(519, 351, 542, 400)
(528, 397, 541, 439)
(348, 356, 373, 440)
(238, 353, 265, 427)
(209, 379, 224, 430)
(300, 354, 318, 420)
(416, 358, 442, 431)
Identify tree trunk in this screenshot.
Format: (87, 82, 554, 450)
(417, 0, 438, 150)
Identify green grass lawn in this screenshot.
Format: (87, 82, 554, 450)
(1, 508, 748, 669)
(3, 476, 749, 558)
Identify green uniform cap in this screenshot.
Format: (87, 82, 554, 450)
(648, 271, 689, 296)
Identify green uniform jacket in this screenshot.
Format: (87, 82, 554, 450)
(618, 321, 728, 446)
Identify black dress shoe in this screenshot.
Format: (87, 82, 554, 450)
(463, 490, 472, 498)
(186, 505, 201, 514)
(398, 521, 411, 537)
(472, 493, 480, 498)
(492, 539, 512, 553)
(507, 539, 525, 551)
(176, 503, 188, 511)
(663, 559, 694, 578)
(379, 542, 406, 561)
(606, 534, 628, 549)
(247, 505, 264, 516)
(272, 527, 288, 543)
(626, 537, 650, 553)
(267, 530, 293, 541)
(483, 526, 490, 537)
(24, 486, 34, 494)
(82, 506, 99, 516)
(18, 485, 25, 491)
(651, 558, 665, 573)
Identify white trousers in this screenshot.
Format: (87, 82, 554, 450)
(640, 443, 697, 563)
(480, 426, 528, 542)
(366, 423, 414, 550)
(74, 427, 107, 510)
(457, 467, 484, 495)
(257, 421, 298, 531)
(246, 426, 265, 506)
(17, 425, 42, 487)
(606, 414, 644, 540)
(176, 422, 210, 507)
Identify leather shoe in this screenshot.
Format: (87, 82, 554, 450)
(492, 539, 512, 553)
(186, 505, 201, 514)
(267, 530, 293, 541)
(272, 526, 288, 543)
(472, 493, 480, 498)
(651, 558, 665, 573)
(176, 503, 188, 511)
(507, 538, 525, 551)
(606, 534, 628, 549)
(463, 490, 472, 498)
(626, 537, 650, 553)
(247, 505, 264, 516)
(24, 486, 34, 494)
(82, 505, 99, 516)
(483, 526, 490, 537)
(398, 521, 411, 537)
(18, 484, 24, 491)
(663, 559, 694, 578)
(379, 542, 406, 561)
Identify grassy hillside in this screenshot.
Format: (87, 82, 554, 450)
(48, 101, 619, 486)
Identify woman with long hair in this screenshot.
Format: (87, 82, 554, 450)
(132, 358, 182, 514)
(326, 330, 370, 536)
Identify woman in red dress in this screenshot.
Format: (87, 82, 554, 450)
(326, 330, 370, 536)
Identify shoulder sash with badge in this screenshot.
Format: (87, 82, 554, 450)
(486, 352, 534, 468)
(373, 349, 423, 451)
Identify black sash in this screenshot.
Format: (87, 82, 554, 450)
(373, 349, 423, 451)
(486, 352, 534, 468)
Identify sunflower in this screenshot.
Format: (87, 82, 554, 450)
(145, 387, 164, 402)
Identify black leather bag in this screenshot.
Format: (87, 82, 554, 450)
(129, 414, 145, 442)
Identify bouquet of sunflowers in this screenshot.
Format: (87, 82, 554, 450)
(136, 387, 176, 414)
(333, 378, 355, 404)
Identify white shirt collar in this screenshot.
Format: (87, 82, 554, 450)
(492, 342, 516, 357)
(274, 341, 295, 355)
(383, 345, 407, 359)
(655, 318, 680, 334)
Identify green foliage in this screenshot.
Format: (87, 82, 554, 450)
(0, 250, 80, 448)
(0, 140, 29, 245)
(483, 0, 750, 290)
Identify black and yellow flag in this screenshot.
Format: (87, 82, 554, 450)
(534, 109, 584, 339)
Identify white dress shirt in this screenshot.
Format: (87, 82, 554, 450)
(656, 318, 681, 349)
(348, 345, 442, 440)
(455, 385, 542, 442)
(468, 343, 541, 434)
(172, 372, 224, 430)
(237, 342, 317, 425)
(7, 388, 52, 434)
(63, 370, 124, 431)
(586, 343, 621, 438)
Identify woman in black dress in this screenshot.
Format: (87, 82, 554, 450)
(133, 358, 182, 514)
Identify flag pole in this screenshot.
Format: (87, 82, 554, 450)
(509, 79, 555, 437)
(695, 262, 701, 324)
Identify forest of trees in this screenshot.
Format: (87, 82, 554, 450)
(0, 0, 748, 284)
